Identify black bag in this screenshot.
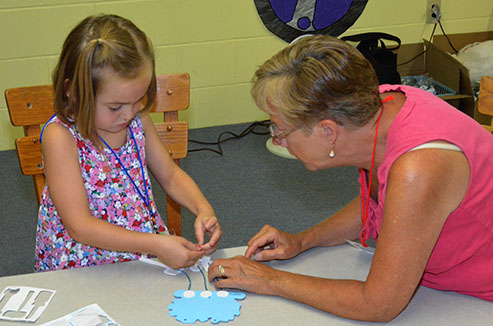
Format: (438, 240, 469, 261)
(341, 32, 401, 85)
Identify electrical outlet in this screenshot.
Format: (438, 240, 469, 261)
(426, 0, 442, 24)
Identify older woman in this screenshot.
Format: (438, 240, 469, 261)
(208, 35, 493, 322)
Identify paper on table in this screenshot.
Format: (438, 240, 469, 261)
(0, 286, 56, 323)
(39, 303, 119, 326)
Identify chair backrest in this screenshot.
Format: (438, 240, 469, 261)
(4, 73, 190, 236)
(478, 75, 493, 134)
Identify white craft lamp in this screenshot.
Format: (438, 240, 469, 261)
(265, 137, 297, 159)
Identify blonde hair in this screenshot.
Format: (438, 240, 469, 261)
(52, 14, 156, 145)
(251, 35, 381, 131)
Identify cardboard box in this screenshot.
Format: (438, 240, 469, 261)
(433, 31, 493, 125)
(397, 40, 473, 117)
(397, 31, 492, 125)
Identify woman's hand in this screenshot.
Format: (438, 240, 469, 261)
(153, 235, 205, 269)
(194, 215, 222, 255)
(244, 225, 303, 261)
(208, 256, 279, 295)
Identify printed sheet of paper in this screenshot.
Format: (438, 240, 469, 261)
(40, 303, 119, 326)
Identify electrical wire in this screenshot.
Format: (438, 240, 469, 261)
(180, 270, 192, 290)
(197, 264, 209, 291)
(438, 20, 459, 54)
(397, 22, 437, 66)
(188, 120, 270, 155)
(398, 17, 460, 67)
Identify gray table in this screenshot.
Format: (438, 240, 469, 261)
(0, 245, 491, 325)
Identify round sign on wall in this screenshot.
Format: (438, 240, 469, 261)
(254, 0, 368, 43)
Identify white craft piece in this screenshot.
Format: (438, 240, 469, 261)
(183, 291, 195, 298)
(139, 256, 213, 276)
(164, 268, 182, 276)
(199, 291, 212, 298)
(0, 286, 56, 322)
(137, 257, 180, 275)
(189, 256, 213, 273)
(217, 291, 229, 298)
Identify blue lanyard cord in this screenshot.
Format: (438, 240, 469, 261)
(128, 126, 152, 214)
(41, 114, 164, 233)
(39, 113, 57, 143)
(98, 124, 162, 234)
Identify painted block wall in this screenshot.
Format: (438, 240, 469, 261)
(1, 0, 492, 151)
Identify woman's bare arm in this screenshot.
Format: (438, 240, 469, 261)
(211, 148, 470, 321)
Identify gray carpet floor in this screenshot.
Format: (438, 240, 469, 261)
(0, 121, 359, 277)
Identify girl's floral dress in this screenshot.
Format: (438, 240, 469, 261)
(34, 115, 167, 272)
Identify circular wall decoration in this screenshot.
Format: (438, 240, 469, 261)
(254, 0, 368, 43)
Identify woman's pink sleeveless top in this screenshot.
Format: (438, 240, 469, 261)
(360, 84, 493, 301)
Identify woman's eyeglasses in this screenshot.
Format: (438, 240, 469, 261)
(269, 123, 297, 143)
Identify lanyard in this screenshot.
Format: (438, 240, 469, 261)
(41, 114, 164, 233)
(359, 95, 394, 247)
(99, 124, 163, 234)
(40, 113, 57, 143)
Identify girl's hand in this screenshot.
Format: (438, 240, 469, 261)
(244, 225, 302, 261)
(208, 256, 278, 295)
(154, 235, 204, 269)
(194, 215, 222, 255)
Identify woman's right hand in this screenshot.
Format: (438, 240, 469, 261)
(244, 225, 303, 261)
(153, 235, 204, 269)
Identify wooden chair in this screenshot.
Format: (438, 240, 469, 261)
(478, 75, 493, 134)
(4, 73, 190, 236)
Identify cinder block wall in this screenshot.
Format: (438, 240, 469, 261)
(1, 0, 492, 150)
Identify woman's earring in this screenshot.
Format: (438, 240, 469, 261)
(329, 149, 335, 158)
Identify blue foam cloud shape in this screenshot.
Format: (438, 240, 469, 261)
(168, 290, 246, 324)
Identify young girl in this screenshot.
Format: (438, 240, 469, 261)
(35, 14, 221, 272)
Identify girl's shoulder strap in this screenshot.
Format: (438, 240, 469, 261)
(40, 113, 57, 143)
(40, 114, 78, 143)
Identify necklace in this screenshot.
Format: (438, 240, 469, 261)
(359, 95, 393, 247)
(99, 123, 164, 234)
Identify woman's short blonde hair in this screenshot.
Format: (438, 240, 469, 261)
(251, 35, 381, 131)
(52, 14, 156, 145)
